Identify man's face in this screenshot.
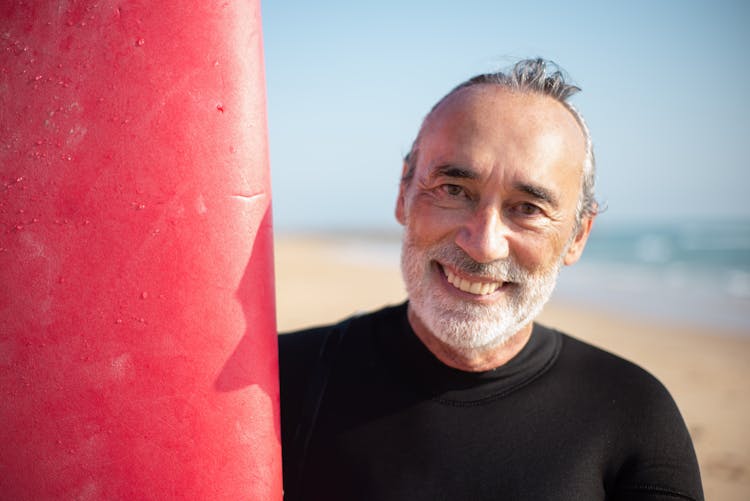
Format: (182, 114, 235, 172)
(396, 85, 593, 353)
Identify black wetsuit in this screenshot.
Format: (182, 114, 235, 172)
(279, 302, 703, 500)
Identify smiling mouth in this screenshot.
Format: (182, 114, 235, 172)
(442, 265, 504, 296)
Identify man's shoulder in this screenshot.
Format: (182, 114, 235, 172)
(278, 302, 407, 358)
(561, 329, 655, 376)
(537, 324, 678, 406)
(534, 325, 702, 499)
(277, 303, 407, 419)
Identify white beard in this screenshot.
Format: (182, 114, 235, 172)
(400, 232, 564, 354)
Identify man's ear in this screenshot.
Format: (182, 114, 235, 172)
(395, 161, 409, 225)
(563, 215, 594, 266)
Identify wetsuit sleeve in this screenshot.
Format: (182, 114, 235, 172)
(610, 378, 704, 501)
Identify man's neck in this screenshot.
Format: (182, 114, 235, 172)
(407, 306, 533, 372)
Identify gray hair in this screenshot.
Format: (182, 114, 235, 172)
(403, 58, 599, 224)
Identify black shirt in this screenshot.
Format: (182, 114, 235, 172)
(279, 302, 703, 500)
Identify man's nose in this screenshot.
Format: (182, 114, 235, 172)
(454, 205, 510, 264)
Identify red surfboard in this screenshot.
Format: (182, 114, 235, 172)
(0, 1, 281, 498)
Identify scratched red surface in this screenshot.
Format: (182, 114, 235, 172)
(0, 1, 281, 498)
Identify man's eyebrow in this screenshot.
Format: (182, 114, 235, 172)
(514, 182, 560, 208)
(432, 164, 479, 180)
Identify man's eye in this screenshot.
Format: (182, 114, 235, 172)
(515, 202, 542, 216)
(441, 184, 465, 197)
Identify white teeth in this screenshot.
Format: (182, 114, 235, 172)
(444, 267, 501, 296)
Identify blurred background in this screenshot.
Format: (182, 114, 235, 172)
(263, 0, 750, 331)
(262, 1, 749, 499)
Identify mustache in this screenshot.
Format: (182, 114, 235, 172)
(429, 245, 529, 283)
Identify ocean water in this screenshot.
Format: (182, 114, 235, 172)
(555, 220, 750, 332)
(329, 219, 750, 333)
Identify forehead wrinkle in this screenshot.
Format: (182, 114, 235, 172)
(428, 85, 586, 154)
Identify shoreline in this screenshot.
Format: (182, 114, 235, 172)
(274, 234, 750, 500)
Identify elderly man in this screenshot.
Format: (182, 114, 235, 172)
(279, 59, 703, 501)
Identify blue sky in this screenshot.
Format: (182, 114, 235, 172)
(262, 0, 749, 231)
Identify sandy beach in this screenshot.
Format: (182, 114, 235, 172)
(274, 234, 750, 500)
